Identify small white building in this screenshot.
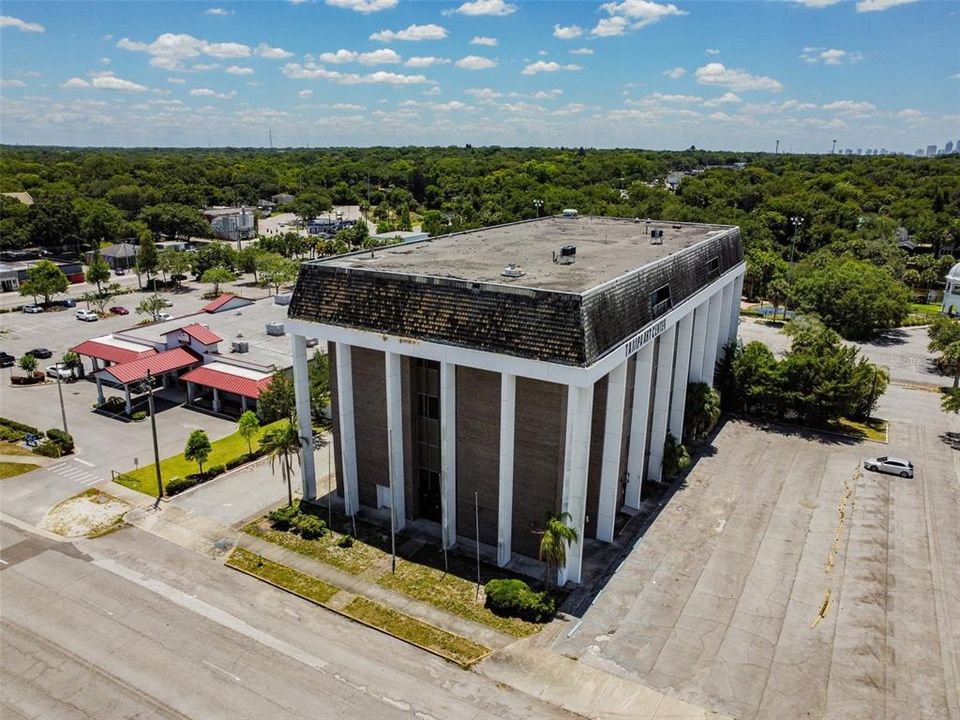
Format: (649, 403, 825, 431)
(942, 262, 960, 315)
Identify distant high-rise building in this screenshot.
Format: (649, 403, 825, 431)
(927, 145, 937, 157)
(946, 140, 955, 153)
(916, 149, 924, 156)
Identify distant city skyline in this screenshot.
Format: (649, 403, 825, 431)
(1, 0, 958, 151)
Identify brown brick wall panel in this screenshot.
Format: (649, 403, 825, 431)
(351, 347, 388, 509)
(584, 376, 607, 540)
(455, 367, 501, 546)
(511, 377, 567, 558)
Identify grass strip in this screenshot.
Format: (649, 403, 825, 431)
(242, 520, 386, 576)
(227, 547, 339, 604)
(342, 596, 490, 667)
(834, 417, 888, 443)
(0, 461, 40, 479)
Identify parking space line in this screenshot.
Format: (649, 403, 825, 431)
(74, 458, 95, 468)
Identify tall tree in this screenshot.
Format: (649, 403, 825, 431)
(200, 266, 235, 295)
(138, 234, 159, 280)
(237, 410, 260, 455)
(257, 369, 295, 423)
(79, 200, 124, 249)
(184, 430, 212, 476)
(20, 259, 68, 306)
(86, 253, 112, 296)
(260, 420, 301, 507)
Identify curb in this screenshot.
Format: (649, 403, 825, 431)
(225, 558, 492, 669)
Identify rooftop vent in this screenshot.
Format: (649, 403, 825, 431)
(501, 263, 525, 278)
(265, 321, 285, 336)
(553, 245, 577, 265)
(650, 228, 664, 245)
(562, 208, 579, 218)
(231, 340, 249, 353)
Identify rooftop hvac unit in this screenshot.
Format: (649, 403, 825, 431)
(650, 228, 664, 245)
(231, 340, 249, 353)
(562, 208, 579, 218)
(274, 293, 292, 306)
(265, 321, 285, 336)
(501, 263, 525, 278)
(553, 245, 577, 265)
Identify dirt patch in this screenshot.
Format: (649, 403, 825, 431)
(40, 490, 130, 538)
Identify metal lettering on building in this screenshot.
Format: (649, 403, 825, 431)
(623, 318, 667, 358)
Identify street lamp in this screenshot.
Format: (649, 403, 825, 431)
(533, 199, 543, 219)
(789, 215, 804, 263)
(135, 369, 163, 507)
(54, 368, 69, 436)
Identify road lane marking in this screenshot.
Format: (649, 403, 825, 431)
(74, 458, 95, 467)
(203, 659, 241, 683)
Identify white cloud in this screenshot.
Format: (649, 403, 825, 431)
(167, 77, 187, 84)
(205, 7, 233, 16)
(255, 43, 293, 59)
(319, 48, 402, 65)
(1, 15, 45, 32)
(62, 77, 91, 89)
(592, 0, 687, 36)
(190, 87, 236, 99)
(702, 91, 742, 106)
(455, 55, 498, 70)
(471, 36, 498, 46)
(329, 102, 365, 110)
(663, 67, 686, 79)
(553, 24, 583, 40)
(569, 47, 593, 56)
(283, 62, 431, 84)
(325, 0, 399, 12)
(465, 87, 502, 99)
(705, 48, 720, 55)
(1, 79, 26, 87)
(100, 57, 112, 65)
(203, 41, 250, 58)
(793, 0, 842, 6)
(896, 108, 924, 120)
(370, 24, 448, 42)
(856, 0, 917, 11)
(695, 62, 783, 92)
(521, 61, 582, 75)
(422, 86, 441, 96)
(801, 47, 863, 65)
(405, 56, 451, 68)
(117, 33, 251, 70)
(949, 73, 960, 81)
(226, 65, 254, 75)
(508, 88, 564, 100)
(449, 0, 517, 16)
(298, 89, 313, 98)
(822, 99, 877, 114)
(90, 75, 149, 92)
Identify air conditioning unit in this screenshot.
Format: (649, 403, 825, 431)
(231, 340, 249, 353)
(265, 321, 285, 336)
(501, 263, 524, 278)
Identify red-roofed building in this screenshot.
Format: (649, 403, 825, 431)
(96, 347, 202, 413)
(201, 294, 253, 314)
(71, 338, 157, 368)
(180, 361, 274, 414)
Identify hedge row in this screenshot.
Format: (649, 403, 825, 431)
(484, 579, 556, 623)
(0, 418, 41, 436)
(165, 449, 266, 496)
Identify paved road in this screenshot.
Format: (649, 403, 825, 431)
(553, 386, 960, 720)
(0, 522, 572, 720)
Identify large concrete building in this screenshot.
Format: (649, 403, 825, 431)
(286, 215, 745, 584)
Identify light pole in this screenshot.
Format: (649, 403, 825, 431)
(789, 215, 804, 263)
(533, 199, 543, 219)
(142, 369, 163, 507)
(55, 370, 69, 436)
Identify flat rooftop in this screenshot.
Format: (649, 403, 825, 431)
(321, 215, 736, 293)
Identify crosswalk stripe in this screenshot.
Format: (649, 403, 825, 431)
(58, 467, 86, 478)
(82, 478, 101, 486)
(50, 463, 68, 470)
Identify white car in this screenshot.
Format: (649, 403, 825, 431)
(76, 309, 98, 322)
(161, 298, 174, 308)
(863, 456, 914, 478)
(157, 312, 172, 321)
(22, 304, 44, 314)
(45, 364, 74, 380)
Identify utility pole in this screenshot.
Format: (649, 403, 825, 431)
(145, 369, 163, 507)
(790, 215, 804, 263)
(55, 370, 69, 436)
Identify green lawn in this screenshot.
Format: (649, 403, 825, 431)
(227, 547, 339, 604)
(0, 440, 37, 457)
(0, 462, 39, 479)
(909, 302, 941, 316)
(114, 419, 286, 495)
(835, 417, 888, 443)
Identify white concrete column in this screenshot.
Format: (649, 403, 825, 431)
(440, 361, 457, 550)
(688, 301, 709, 384)
(186, 381, 194, 404)
(701, 291, 724, 387)
(334, 343, 359, 516)
(212, 388, 221, 414)
(385, 351, 406, 530)
(124, 384, 132, 415)
(728, 271, 744, 347)
(92, 357, 100, 372)
(291, 334, 316, 501)
(647, 324, 677, 483)
(96, 376, 105, 405)
(497, 372, 516, 566)
(241, 395, 248, 413)
(668, 313, 695, 440)
(597, 361, 628, 543)
(624, 342, 654, 509)
(559, 382, 594, 585)
(717, 281, 734, 358)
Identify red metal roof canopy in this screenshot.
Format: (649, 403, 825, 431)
(163, 323, 223, 346)
(104, 347, 201, 384)
(71, 339, 157, 365)
(201, 294, 237, 313)
(180, 365, 273, 399)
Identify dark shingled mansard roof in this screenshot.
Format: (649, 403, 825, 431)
(288, 216, 743, 367)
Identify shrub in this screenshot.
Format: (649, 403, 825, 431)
(225, 453, 253, 470)
(293, 514, 326, 540)
(166, 476, 198, 496)
(0, 425, 25, 442)
(268, 503, 301, 530)
(337, 534, 354, 548)
(1, 417, 41, 436)
(45, 428, 74, 453)
(207, 464, 225, 478)
(662, 433, 691, 481)
(103, 396, 125, 409)
(33, 441, 63, 458)
(131, 410, 147, 421)
(484, 578, 556, 623)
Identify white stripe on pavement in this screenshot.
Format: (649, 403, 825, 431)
(74, 458, 95, 468)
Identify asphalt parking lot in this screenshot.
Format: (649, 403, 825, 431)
(553, 385, 960, 720)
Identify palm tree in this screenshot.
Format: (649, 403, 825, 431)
(260, 419, 301, 507)
(538, 512, 578, 587)
(684, 382, 722, 444)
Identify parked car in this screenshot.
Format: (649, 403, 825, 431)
(59, 298, 77, 308)
(863, 456, 914, 478)
(27, 347, 53, 359)
(0, 351, 15, 368)
(46, 364, 74, 380)
(109, 306, 130, 315)
(76, 309, 98, 322)
(114, 268, 126, 276)
(22, 304, 44, 314)
(157, 312, 172, 321)
(161, 298, 174, 307)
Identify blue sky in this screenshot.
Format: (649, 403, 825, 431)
(1, 0, 957, 151)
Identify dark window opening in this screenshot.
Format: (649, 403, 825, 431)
(413, 358, 442, 522)
(706, 256, 720, 280)
(650, 284, 672, 318)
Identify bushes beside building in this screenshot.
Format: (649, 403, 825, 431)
(484, 579, 556, 623)
(266, 501, 327, 539)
